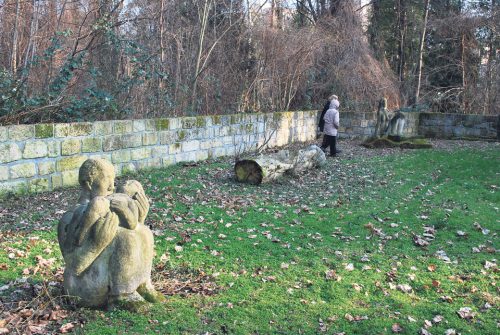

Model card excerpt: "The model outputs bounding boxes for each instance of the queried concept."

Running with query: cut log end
[235,160,264,185]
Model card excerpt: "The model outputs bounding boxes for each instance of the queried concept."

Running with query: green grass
[1,147,498,334]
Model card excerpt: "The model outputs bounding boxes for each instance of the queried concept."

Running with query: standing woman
[321,96,340,157]
[318,94,336,147]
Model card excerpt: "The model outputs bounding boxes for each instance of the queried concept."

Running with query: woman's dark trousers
[321,135,337,156]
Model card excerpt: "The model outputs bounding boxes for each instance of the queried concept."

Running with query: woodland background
[0,0,498,125]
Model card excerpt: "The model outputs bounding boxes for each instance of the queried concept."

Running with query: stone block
[145,119,157,131]
[137,158,162,170]
[0,143,22,163]
[121,134,142,148]
[222,136,234,145]
[196,150,209,161]
[168,118,181,130]
[29,178,50,193]
[162,156,175,166]
[182,117,197,129]
[182,140,200,152]
[169,143,182,155]
[103,135,123,151]
[35,124,54,138]
[131,147,151,161]
[111,150,131,163]
[57,155,87,172]
[88,154,112,162]
[47,141,60,157]
[142,133,158,146]
[62,170,79,187]
[61,139,81,156]
[122,163,137,174]
[82,138,102,153]
[133,120,146,132]
[156,118,170,131]
[0,166,8,181]
[8,124,34,141]
[152,146,168,158]
[208,148,226,158]
[0,127,7,142]
[10,162,36,179]
[195,116,207,128]
[51,175,63,189]
[55,123,93,137]
[200,140,212,150]
[114,120,133,134]
[0,180,27,195]
[94,121,114,136]
[23,141,48,159]
[38,161,56,175]
[159,131,175,145]
[176,151,197,162]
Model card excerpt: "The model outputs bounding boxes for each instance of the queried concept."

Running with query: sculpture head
[79,159,116,198]
[378,97,387,110]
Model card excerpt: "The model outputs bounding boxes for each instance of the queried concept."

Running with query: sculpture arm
[75,197,110,246]
[134,191,150,225]
[110,196,139,230]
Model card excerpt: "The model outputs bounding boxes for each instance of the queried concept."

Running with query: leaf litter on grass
[0,139,499,334]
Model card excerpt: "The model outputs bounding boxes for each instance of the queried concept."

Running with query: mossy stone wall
[0,111,316,196]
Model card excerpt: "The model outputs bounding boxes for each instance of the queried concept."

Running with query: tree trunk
[10,0,21,75]
[159,0,165,90]
[234,145,326,184]
[235,158,294,184]
[414,0,430,104]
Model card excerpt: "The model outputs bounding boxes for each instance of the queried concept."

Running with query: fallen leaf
[414,236,429,247]
[352,283,363,291]
[484,261,497,270]
[420,328,432,335]
[396,284,413,293]
[391,323,403,333]
[432,315,443,323]
[427,264,436,272]
[345,263,354,271]
[59,323,74,333]
[457,307,475,320]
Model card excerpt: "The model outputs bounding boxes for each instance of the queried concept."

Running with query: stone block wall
[0,111,318,195]
[1,109,497,196]
[337,111,420,138]
[418,113,499,139]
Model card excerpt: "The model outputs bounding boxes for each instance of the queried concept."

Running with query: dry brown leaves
[152,265,220,297]
[0,278,82,335]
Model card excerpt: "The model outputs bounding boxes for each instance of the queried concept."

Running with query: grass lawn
[0,140,498,334]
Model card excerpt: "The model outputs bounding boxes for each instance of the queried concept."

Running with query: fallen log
[234,145,326,185]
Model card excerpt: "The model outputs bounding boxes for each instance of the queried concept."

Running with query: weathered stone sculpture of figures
[385,109,406,142]
[373,97,406,141]
[374,97,389,138]
[57,158,165,311]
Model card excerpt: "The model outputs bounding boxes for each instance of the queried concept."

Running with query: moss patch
[35,124,54,138]
[362,137,433,149]
[156,119,170,131]
[196,116,206,128]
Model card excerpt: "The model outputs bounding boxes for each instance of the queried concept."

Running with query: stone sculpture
[385,109,406,142]
[57,158,165,311]
[374,97,389,138]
